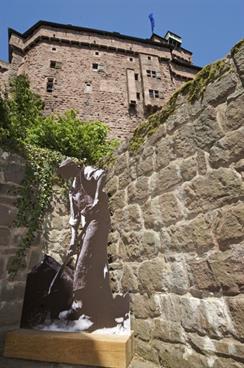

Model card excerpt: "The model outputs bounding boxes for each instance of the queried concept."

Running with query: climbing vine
[0,74,118,277]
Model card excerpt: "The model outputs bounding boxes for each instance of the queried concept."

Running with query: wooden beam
[4,329,134,368]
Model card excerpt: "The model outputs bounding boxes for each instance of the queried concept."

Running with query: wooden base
[4,329,134,368]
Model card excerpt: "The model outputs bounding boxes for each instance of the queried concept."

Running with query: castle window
[146,69,158,78]
[95,51,100,56]
[136,92,140,100]
[135,73,139,81]
[149,89,159,98]
[46,78,54,93]
[148,56,152,60]
[129,57,134,62]
[84,82,92,93]
[52,47,56,51]
[50,60,62,69]
[92,63,99,70]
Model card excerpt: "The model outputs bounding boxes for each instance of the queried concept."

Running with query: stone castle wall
[106,42,244,367]
[3,21,200,139]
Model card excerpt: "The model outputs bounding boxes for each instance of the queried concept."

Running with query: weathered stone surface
[203,70,237,106]
[138,258,169,292]
[193,107,224,150]
[3,163,25,184]
[155,136,175,170]
[132,318,154,341]
[0,204,17,226]
[183,168,243,214]
[137,146,155,176]
[189,333,244,361]
[233,42,244,82]
[189,259,220,292]
[168,214,214,253]
[121,264,139,292]
[172,123,196,158]
[153,340,209,368]
[114,152,129,175]
[0,301,23,326]
[213,203,244,249]
[227,295,244,340]
[124,205,144,232]
[0,280,25,301]
[106,175,118,196]
[180,156,197,181]
[109,189,127,211]
[153,319,185,343]
[153,163,182,195]
[130,294,160,319]
[156,192,183,226]
[135,338,159,364]
[129,359,158,368]
[225,92,244,131]
[128,177,149,203]
[159,294,234,338]
[0,227,10,246]
[209,127,244,168]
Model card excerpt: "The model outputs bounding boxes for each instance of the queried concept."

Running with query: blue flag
[148,13,155,34]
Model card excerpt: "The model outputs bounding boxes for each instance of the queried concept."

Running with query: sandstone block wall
[5,21,200,139]
[106,42,244,367]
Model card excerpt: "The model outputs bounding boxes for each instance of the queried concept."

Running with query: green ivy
[0,74,119,277]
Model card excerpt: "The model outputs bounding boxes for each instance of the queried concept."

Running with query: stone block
[203,70,237,106]
[0,281,25,301]
[134,338,159,364]
[0,227,10,246]
[132,318,154,342]
[138,258,170,293]
[124,205,143,232]
[0,301,23,326]
[128,177,149,204]
[196,149,208,174]
[225,92,244,131]
[153,163,182,195]
[227,296,244,340]
[137,152,155,176]
[193,107,224,151]
[183,168,243,215]
[189,259,220,292]
[121,264,139,292]
[110,190,127,211]
[106,175,119,196]
[155,136,175,170]
[209,127,244,168]
[180,156,197,181]
[0,204,17,226]
[156,192,183,226]
[153,340,208,368]
[129,359,158,368]
[172,123,197,158]
[213,203,244,249]
[189,334,244,361]
[130,294,160,319]
[114,152,129,175]
[3,164,26,184]
[152,319,185,343]
[168,214,214,253]
[232,41,244,82]
[121,231,142,261]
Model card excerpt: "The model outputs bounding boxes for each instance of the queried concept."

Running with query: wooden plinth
[4,329,134,368]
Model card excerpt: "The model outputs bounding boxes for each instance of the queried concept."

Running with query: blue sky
[0,0,243,67]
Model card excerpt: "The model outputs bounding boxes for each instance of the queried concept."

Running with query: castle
[0,21,201,138]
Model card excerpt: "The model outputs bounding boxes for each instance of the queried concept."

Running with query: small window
[152,71,156,78]
[50,60,62,69]
[135,73,139,81]
[92,63,99,70]
[46,78,54,93]
[146,70,151,77]
[95,51,100,56]
[52,47,56,51]
[148,56,152,60]
[129,57,134,62]
[149,89,159,98]
[136,92,140,100]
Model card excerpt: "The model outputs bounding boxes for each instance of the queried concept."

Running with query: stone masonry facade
[1,21,200,139]
[106,42,244,367]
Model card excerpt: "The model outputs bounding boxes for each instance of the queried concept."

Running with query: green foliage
[0,74,118,277]
[25,110,118,164]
